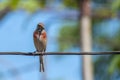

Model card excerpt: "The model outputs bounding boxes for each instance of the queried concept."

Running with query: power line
[0,51,120,55]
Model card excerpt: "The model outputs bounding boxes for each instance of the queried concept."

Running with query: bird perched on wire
[33,23,47,72]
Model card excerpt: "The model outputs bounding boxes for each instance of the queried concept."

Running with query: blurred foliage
[19,0,40,12]
[0,0,47,11]
[94,28,120,79]
[94,55,120,80]
[58,0,120,51]
[0,0,47,19]
[111,0,120,12]
[92,21,120,80]
[63,0,79,9]
[58,22,79,51]
[108,55,120,74]
[36,0,46,8]
[0,1,8,10]
[9,0,20,10]
[58,0,120,80]
[92,0,110,4]
[95,28,120,50]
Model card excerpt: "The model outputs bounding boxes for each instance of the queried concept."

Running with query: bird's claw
[33,51,38,56]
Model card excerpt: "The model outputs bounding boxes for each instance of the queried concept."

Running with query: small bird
[33,23,47,72]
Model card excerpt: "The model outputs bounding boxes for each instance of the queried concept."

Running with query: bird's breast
[41,30,47,39]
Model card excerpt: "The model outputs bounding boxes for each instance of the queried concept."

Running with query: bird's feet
[33,50,39,56]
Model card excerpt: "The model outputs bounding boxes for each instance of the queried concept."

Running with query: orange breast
[41,32,47,39]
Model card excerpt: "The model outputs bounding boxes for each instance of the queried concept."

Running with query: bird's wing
[33,35,39,51]
[33,31,41,52]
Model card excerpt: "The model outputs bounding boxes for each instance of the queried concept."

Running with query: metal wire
[0,51,120,56]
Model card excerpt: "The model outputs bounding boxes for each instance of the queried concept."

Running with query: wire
[0,51,120,55]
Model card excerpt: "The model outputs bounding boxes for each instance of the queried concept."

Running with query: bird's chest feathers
[34,31,46,40]
[41,32,47,39]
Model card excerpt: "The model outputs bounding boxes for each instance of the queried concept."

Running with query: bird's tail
[40,55,44,72]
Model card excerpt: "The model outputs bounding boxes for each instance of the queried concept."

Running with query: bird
[33,23,47,72]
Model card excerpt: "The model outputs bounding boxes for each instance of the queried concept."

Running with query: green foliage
[58,22,79,51]
[37,0,46,8]
[0,0,47,13]
[63,0,79,9]
[0,1,8,10]
[93,27,120,79]
[94,55,120,80]
[108,55,120,74]
[111,0,120,12]
[19,0,40,12]
[9,0,20,10]
[94,8,116,18]
[95,28,120,51]
[94,55,118,80]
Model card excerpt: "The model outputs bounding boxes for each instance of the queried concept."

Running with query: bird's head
[36,23,44,32]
